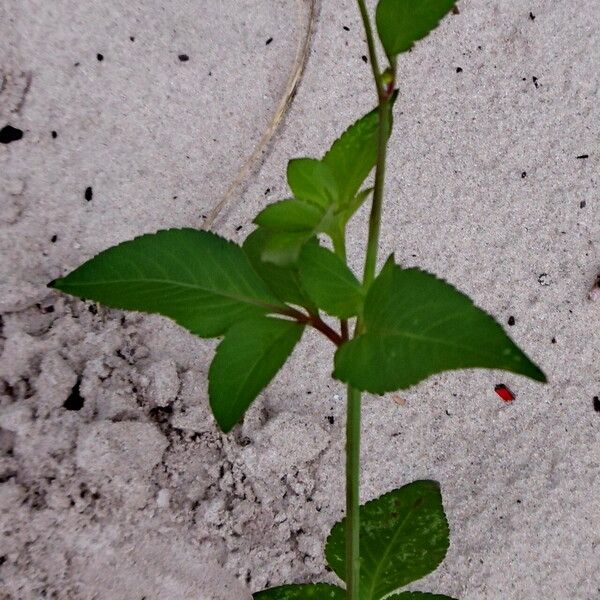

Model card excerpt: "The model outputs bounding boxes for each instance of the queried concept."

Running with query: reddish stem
[280,306,343,346]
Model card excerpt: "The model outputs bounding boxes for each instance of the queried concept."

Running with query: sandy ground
[1,0,599,598]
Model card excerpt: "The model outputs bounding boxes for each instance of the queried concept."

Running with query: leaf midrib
[365,328,512,363]
[58,277,282,311]
[366,501,420,600]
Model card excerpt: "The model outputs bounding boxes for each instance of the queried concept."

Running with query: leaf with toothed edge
[376,0,457,59]
[287,158,340,209]
[322,94,396,207]
[325,481,450,600]
[253,584,346,599]
[49,229,284,338]
[333,256,547,394]
[254,198,325,232]
[208,316,304,432]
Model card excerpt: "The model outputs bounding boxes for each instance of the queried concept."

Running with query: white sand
[1,0,599,598]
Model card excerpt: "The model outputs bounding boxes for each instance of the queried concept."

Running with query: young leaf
[260,230,315,267]
[49,229,284,338]
[209,317,304,432]
[322,96,395,206]
[337,187,373,226]
[334,257,547,394]
[376,0,456,58]
[386,593,458,600]
[324,481,450,600]
[243,228,316,310]
[287,158,339,208]
[253,584,345,599]
[254,199,325,232]
[298,243,364,319]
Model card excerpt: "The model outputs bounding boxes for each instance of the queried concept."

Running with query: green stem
[332,230,350,342]
[355,0,384,100]
[346,4,393,599]
[362,99,390,287]
[346,384,362,599]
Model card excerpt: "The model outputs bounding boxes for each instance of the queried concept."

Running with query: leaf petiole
[278,305,344,346]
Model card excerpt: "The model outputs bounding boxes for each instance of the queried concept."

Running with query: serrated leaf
[325,481,450,600]
[387,593,458,600]
[287,158,339,208]
[50,229,283,338]
[209,317,304,432]
[322,97,395,206]
[376,0,456,58]
[334,257,547,394]
[253,584,345,599]
[243,228,316,310]
[298,243,364,318]
[254,199,325,232]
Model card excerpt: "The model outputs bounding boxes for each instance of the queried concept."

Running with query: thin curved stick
[203,0,317,229]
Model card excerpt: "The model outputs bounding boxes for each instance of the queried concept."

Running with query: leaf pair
[49,229,305,433]
[253,97,395,268]
[255,481,457,600]
[244,231,364,319]
[50,230,545,434]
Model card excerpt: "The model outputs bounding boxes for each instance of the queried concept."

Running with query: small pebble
[157,489,171,508]
[538,273,550,286]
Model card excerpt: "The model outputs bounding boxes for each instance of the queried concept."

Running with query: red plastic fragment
[495,384,515,402]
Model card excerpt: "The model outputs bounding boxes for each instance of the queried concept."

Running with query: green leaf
[261,230,315,267]
[253,584,345,599]
[298,243,364,318]
[333,258,547,394]
[243,228,316,310]
[337,187,373,226]
[287,158,339,208]
[387,593,458,600]
[254,199,325,232]
[325,481,450,600]
[50,229,283,338]
[376,0,456,58]
[209,317,304,432]
[322,97,395,206]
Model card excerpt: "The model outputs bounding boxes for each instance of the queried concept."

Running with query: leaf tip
[532,366,548,384]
